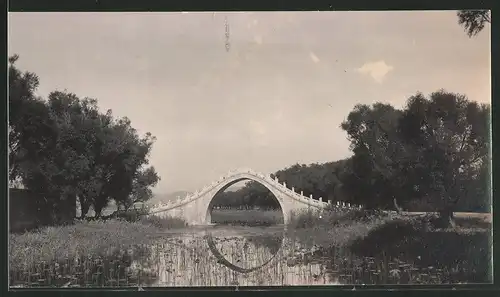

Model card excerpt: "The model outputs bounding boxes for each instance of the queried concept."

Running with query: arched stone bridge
[148,168,360,225]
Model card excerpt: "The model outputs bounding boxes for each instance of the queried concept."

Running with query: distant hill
[147,191,193,206]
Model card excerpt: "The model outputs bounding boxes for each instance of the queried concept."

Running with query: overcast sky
[8,11,490,193]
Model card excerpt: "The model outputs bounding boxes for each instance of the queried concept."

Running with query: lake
[10,224,483,287]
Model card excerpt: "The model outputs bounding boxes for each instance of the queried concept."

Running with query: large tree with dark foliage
[340,103,420,211]
[341,90,490,225]
[8,55,160,220]
[8,55,62,222]
[398,91,489,225]
[212,90,489,222]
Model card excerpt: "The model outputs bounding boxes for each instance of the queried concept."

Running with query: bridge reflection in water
[130,228,339,287]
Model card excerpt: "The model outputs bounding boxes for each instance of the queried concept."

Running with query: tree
[8,55,55,184]
[340,91,489,223]
[272,161,346,202]
[399,90,490,225]
[40,91,106,219]
[46,91,161,218]
[8,56,161,220]
[239,181,280,209]
[95,117,160,216]
[8,56,62,224]
[340,103,418,210]
[457,10,490,37]
[117,167,161,211]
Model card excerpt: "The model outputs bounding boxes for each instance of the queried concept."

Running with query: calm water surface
[133,226,339,286]
[11,225,479,287]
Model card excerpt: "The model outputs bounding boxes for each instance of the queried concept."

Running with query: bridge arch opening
[206,178,285,226]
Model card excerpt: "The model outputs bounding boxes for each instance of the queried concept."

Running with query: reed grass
[9,216,187,273]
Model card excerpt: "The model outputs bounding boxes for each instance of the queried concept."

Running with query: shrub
[139,215,187,229]
[110,207,150,223]
[287,208,387,230]
[348,214,492,283]
[288,209,324,229]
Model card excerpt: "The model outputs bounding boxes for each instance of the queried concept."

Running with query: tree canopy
[9,54,489,226]
[8,56,160,220]
[212,182,280,209]
[339,90,490,223]
[211,160,349,209]
[457,10,490,37]
[398,91,490,221]
[212,90,490,226]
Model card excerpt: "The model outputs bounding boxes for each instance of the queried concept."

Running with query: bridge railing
[149,168,363,213]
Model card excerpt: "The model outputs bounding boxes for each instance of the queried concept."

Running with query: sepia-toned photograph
[8,10,492,288]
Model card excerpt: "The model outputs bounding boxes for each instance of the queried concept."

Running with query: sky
[8,11,491,193]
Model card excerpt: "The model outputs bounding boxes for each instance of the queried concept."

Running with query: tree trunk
[77,195,91,219]
[92,194,109,219]
[37,196,54,227]
[393,197,402,213]
[80,202,90,219]
[438,208,456,228]
[94,206,103,218]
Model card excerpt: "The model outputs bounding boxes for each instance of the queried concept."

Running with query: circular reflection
[205,228,285,273]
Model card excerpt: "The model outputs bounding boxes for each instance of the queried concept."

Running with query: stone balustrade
[148,169,363,221]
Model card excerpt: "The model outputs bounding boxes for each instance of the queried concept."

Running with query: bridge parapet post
[283,182,287,188]
[291,186,295,192]
[309,194,313,200]
[319,197,323,202]
[300,191,304,197]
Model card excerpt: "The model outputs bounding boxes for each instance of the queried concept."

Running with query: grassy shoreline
[9,209,492,284]
[286,208,491,247]
[9,216,186,272]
